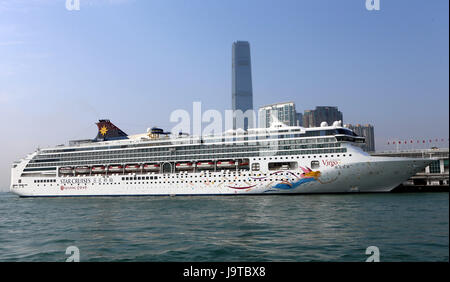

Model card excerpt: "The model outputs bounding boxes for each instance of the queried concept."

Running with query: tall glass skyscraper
[232,41,254,130]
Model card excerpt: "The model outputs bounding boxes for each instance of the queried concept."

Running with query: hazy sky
[0,0,448,190]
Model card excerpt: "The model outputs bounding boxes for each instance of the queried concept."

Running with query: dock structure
[371,148,449,192]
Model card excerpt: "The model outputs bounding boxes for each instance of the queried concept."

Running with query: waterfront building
[372,148,449,188]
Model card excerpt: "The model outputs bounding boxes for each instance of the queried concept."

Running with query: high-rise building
[232,41,253,130]
[345,123,375,152]
[258,102,300,128]
[302,106,343,128]
[296,112,303,127]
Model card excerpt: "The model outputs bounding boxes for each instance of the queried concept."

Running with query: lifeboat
[59,167,73,174]
[108,165,123,173]
[143,163,160,171]
[92,165,106,173]
[238,161,249,168]
[217,160,236,169]
[196,161,214,170]
[176,162,194,170]
[125,164,141,172]
[75,166,90,174]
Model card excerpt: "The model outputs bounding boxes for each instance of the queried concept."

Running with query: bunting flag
[386,138,449,145]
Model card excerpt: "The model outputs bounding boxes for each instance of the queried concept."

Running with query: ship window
[311,160,320,169]
[429,160,441,173]
[251,163,260,171]
[269,162,297,171]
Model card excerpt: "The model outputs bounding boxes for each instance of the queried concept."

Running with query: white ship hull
[10,156,431,197]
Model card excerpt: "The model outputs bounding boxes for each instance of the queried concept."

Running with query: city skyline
[0,0,448,190]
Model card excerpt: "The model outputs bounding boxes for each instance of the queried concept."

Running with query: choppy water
[0,192,448,262]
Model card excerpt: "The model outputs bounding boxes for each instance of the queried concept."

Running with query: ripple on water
[0,192,448,262]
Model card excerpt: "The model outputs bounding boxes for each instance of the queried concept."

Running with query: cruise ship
[10,119,432,197]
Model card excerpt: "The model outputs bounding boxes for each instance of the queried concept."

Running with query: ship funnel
[95,119,128,141]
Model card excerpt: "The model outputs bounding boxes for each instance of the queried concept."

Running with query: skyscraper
[296,112,303,127]
[258,102,300,128]
[345,123,376,152]
[303,106,343,128]
[232,41,253,130]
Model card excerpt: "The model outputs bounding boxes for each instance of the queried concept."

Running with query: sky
[0,0,448,190]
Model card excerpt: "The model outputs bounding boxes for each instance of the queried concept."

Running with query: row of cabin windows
[122,176,158,181]
[34,179,56,183]
[254,153,351,161]
[34,143,340,163]
[27,148,347,168]
[36,138,339,160]
[26,152,352,173]
[252,154,352,171]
